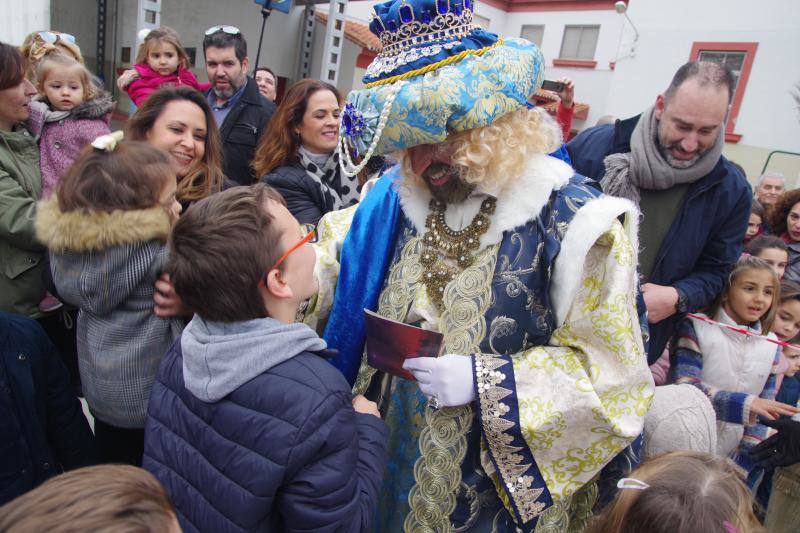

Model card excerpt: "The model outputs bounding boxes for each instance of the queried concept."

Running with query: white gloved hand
[402,354,475,407]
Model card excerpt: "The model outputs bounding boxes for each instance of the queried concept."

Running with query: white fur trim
[551,195,640,327]
[397,154,574,247]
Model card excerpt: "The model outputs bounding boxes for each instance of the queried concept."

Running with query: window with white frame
[520,25,544,47]
[559,25,600,60]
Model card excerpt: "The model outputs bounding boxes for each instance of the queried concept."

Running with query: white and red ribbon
[687,313,798,350]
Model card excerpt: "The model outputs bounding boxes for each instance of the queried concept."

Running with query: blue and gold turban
[338,0,545,175]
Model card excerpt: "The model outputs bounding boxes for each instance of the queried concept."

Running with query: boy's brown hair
[57,140,173,213]
[0,465,177,532]
[587,451,763,533]
[169,184,286,322]
[136,26,191,70]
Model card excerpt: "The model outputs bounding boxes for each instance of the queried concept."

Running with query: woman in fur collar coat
[35,139,183,465]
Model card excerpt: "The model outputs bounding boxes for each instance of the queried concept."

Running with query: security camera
[614,1,627,14]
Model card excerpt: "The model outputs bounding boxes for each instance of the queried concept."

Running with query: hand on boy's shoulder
[352,395,381,418]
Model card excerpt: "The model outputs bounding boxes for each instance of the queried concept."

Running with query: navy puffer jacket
[142,340,388,532]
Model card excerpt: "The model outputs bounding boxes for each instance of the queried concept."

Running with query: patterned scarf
[297,146,360,211]
[601,105,725,205]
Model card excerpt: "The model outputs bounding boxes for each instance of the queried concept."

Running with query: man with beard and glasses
[303,1,653,531]
[202,26,275,185]
[568,61,751,365]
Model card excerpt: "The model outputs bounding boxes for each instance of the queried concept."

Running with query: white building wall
[0,0,50,46]
[502,9,624,128]
[159,1,305,83]
[339,2,624,127]
[605,0,800,180]
[310,22,361,95]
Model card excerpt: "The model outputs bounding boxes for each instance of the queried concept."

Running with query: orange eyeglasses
[266,223,318,276]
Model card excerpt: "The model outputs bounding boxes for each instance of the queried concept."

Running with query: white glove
[402,354,475,408]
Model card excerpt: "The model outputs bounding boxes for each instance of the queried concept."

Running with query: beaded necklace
[420,196,496,306]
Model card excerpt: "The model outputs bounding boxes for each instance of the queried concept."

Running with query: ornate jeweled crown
[372,0,475,54]
[366,0,478,79]
[337,0,543,177]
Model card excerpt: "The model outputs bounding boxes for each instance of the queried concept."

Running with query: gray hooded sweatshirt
[181,316,327,402]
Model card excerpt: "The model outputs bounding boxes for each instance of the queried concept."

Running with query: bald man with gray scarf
[568,61,752,364]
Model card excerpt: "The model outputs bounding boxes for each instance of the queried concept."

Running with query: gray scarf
[601,105,725,204]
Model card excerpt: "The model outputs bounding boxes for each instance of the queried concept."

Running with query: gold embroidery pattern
[504,221,651,520]
[545,430,630,495]
[353,233,423,395]
[475,353,547,523]
[519,398,567,453]
[404,245,498,532]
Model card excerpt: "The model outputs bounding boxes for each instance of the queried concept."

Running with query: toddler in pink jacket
[27,52,114,313]
[121,27,209,106]
[28,53,112,199]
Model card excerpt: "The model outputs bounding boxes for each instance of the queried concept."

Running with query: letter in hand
[352,394,381,418]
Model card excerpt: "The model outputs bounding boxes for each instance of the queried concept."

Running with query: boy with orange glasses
[141,184,388,531]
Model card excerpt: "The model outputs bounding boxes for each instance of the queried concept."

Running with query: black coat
[0,312,97,504]
[262,163,335,225]
[214,77,276,186]
[143,338,388,533]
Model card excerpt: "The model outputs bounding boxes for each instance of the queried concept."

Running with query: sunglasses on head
[204,25,241,36]
[38,31,77,45]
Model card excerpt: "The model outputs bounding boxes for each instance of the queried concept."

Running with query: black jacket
[0,312,97,504]
[567,115,751,362]
[214,77,276,186]
[262,162,337,225]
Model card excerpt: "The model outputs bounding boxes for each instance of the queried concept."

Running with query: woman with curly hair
[768,188,800,283]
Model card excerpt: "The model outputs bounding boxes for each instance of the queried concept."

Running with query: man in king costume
[305,1,655,530]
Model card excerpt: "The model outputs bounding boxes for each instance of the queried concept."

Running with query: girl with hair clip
[118,27,209,107]
[671,256,800,484]
[34,133,184,465]
[19,31,84,85]
[588,451,764,533]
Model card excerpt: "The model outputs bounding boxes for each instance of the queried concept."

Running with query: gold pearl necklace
[420,197,496,306]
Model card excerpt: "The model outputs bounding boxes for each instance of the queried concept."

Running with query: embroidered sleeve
[472,220,654,530]
[303,204,357,333]
[672,319,753,425]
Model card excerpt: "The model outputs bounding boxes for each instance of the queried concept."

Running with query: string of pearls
[337,80,406,177]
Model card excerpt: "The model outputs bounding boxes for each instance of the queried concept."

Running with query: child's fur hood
[35,196,170,253]
[69,91,115,120]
